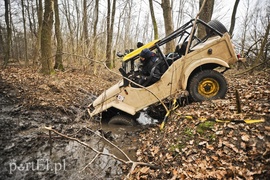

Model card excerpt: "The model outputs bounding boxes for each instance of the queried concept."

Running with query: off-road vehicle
[88,19,238,125]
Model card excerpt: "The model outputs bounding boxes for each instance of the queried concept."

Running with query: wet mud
[0,79,142,180]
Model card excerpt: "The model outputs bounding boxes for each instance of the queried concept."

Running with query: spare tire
[108,115,136,126]
[206,20,228,37]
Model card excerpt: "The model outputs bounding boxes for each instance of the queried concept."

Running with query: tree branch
[43,126,159,179]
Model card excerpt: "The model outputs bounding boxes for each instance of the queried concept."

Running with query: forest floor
[0,66,269,179]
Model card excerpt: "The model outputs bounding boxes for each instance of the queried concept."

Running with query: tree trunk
[0,25,4,54]
[149,0,158,40]
[26,0,34,34]
[161,0,174,53]
[229,0,240,35]
[135,2,142,42]
[110,0,116,68]
[54,0,64,71]
[40,0,54,75]
[83,0,90,48]
[21,0,29,66]
[240,0,250,58]
[115,6,125,51]
[93,0,99,75]
[197,0,214,39]
[106,0,111,68]
[106,0,116,68]
[33,0,43,67]
[254,19,270,65]
[3,0,11,67]
[63,0,75,65]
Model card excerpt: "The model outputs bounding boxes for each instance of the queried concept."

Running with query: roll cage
[120,19,227,85]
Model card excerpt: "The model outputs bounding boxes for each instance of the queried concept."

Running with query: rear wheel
[188,70,227,102]
[108,115,136,126]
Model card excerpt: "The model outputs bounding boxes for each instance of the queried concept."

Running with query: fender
[182,57,230,89]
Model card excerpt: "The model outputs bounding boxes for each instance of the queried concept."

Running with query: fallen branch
[43,126,159,179]
[235,62,264,75]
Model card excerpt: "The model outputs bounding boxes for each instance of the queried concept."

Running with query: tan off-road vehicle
[88,19,238,125]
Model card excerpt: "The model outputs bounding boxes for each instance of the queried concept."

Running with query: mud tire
[108,115,136,126]
[206,20,228,36]
[188,70,227,102]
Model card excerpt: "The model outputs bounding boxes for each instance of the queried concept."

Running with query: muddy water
[0,92,146,179]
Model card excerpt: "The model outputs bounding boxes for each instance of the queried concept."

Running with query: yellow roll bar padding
[122,39,159,61]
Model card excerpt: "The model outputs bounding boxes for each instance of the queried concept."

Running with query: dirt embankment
[0,67,270,179]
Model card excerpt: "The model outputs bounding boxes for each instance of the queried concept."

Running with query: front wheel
[108,115,136,126]
[188,70,228,102]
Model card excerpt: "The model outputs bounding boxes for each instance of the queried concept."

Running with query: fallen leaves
[241,134,250,142]
[132,70,270,179]
[0,67,118,112]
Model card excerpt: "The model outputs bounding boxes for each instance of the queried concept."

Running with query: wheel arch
[101,107,139,123]
[183,58,230,90]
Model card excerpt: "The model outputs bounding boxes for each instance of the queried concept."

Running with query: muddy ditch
[0,87,147,179]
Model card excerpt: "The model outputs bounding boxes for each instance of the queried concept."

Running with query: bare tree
[106,0,111,68]
[254,18,270,65]
[40,0,54,74]
[123,1,133,49]
[240,0,251,57]
[106,0,116,68]
[21,0,29,66]
[134,2,143,42]
[54,0,64,71]
[93,0,99,75]
[26,0,34,35]
[115,3,125,50]
[149,0,158,39]
[161,0,174,53]
[62,0,75,61]
[176,0,187,28]
[33,0,43,67]
[83,0,90,49]
[197,0,214,39]
[0,25,4,54]
[229,0,240,36]
[3,0,11,67]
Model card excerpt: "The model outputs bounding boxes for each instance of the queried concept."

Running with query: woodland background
[0,0,269,73]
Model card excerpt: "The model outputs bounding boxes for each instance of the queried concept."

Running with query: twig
[85,127,131,162]
[80,153,100,172]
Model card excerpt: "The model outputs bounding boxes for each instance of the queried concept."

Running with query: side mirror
[117,52,124,57]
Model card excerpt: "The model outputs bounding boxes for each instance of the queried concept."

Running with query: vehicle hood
[92,80,123,107]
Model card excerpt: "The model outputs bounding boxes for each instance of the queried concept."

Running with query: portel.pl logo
[9,159,66,174]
